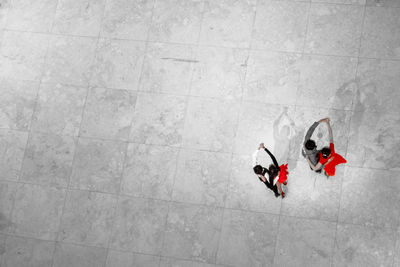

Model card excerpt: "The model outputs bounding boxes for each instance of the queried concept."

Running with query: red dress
[278,164,289,184]
[319,143,346,176]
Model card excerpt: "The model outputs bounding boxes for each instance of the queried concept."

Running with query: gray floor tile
[130,92,187,146]
[160,257,221,267]
[252,0,309,52]
[20,133,76,187]
[0,129,28,181]
[121,143,179,200]
[70,138,126,194]
[1,235,54,267]
[243,51,301,106]
[106,250,160,267]
[53,242,107,267]
[149,0,204,44]
[182,97,239,153]
[333,223,396,267]
[190,46,247,100]
[139,42,194,95]
[90,38,145,91]
[52,0,106,37]
[80,87,137,141]
[0,31,49,81]
[42,35,97,86]
[0,181,17,233]
[58,190,117,247]
[10,184,66,240]
[273,216,336,267]
[217,209,279,267]
[361,6,400,59]
[305,3,364,56]
[31,83,87,136]
[100,0,154,40]
[110,196,169,254]
[199,0,256,48]
[162,202,223,263]
[339,166,400,229]
[172,149,231,207]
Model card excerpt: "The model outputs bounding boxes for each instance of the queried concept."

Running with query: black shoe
[274,193,280,198]
[315,169,321,173]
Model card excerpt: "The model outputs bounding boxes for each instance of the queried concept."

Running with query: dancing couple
[252,117,347,198]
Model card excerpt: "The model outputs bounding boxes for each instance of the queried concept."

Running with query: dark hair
[321,147,331,158]
[269,164,278,178]
[305,139,316,150]
[253,165,263,175]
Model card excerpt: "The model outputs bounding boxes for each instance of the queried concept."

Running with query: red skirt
[324,153,347,176]
[278,164,289,183]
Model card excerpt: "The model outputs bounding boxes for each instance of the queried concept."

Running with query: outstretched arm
[326,120,333,143]
[304,121,320,145]
[263,147,279,169]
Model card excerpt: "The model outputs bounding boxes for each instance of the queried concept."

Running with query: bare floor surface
[0,0,399,266]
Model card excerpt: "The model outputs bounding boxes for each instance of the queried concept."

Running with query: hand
[259,143,265,149]
[318,118,330,123]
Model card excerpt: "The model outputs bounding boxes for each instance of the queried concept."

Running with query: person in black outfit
[252,143,281,198]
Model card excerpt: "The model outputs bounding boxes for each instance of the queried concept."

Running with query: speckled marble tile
[160,257,224,267]
[347,109,400,170]
[190,46,247,100]
[252,0,309,52]
[217,209,279,267]
[312,0,366,4]
[0,79,38,131]
[333,223,396,267]
[149,0,203,43]
[339,167,400,229]
[42,35,97,86]
[182,98,239,153]
[280,161,343,222]
[110,197,168,254]
[305,3,364,56]
[199,0,256,48]
[162,202,223,263]
[243,51,301,105]
[130,93,187,146]
[90,39,145,91]
[106,250,160,267]
[356,58,400,115]
[296,54,358,110]
[138,42,194,95]
[52,0,106,37]
[361,7,400,59]
[234,102,297,157]
[395,229,400,267]
[20,133,76,187]
[0,0,10,31]
[172,149,231,207]
[121,143,179,200]
[290,106,351,161]
[69,138,126,194]
[1,236,54,267]
[31,83,86,136]
[274,216,336,267]
[0,31,49,81]
[6,0,57,32]
[59,190,117,247]
[100,0,154,40]
[53,242,107,267]
[10,184,66,240]
[0,181,17,233]
[80,87,137,141]
[366,0,400,6]
[0,129,28,181]
[226,154,282,214]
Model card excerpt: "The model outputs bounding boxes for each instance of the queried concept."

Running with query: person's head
[253,165,263,175]
[305,139,316,151]
[269,164,279,178]
[321,147,331,159]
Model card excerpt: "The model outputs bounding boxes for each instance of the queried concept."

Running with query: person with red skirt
[307,118,346,177]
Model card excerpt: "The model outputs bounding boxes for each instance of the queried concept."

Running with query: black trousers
[263,181,280,196]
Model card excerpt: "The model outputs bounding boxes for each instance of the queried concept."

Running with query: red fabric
[278,164,289,183]
[319,143,347,176]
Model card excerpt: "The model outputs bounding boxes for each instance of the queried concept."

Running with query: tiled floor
[0,0,399,266]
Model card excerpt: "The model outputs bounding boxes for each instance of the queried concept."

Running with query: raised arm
[264,147,279,169]
[327,120,333,143]
[304,121,319,145]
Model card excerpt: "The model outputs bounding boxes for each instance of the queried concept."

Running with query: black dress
[259,148,281,197]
